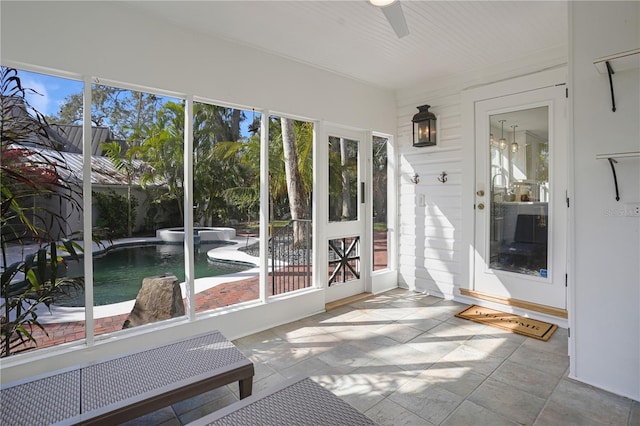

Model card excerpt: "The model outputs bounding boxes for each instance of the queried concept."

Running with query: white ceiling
[126,1,568,91]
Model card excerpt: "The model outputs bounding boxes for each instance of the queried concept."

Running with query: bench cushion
[1,331,253,426]
[187,377,377,426]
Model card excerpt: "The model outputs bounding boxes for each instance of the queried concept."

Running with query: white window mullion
[184,96,195,319]
[259,111,269,303]
[83,77,94,344]
[387,135,398,271]
[312,120,324,290]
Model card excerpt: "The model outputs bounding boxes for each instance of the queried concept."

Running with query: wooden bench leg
[239,377,253,399]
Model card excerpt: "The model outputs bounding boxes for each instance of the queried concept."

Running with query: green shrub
[93,190,137,238]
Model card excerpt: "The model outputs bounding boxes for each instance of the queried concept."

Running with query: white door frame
[473,87,567,308]
[460,67,569,320]
[321,124,369,303]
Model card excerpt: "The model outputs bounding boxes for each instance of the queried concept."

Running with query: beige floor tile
[490,359,561,399]
[368,342,437,373]
[534,399,609,426]
[418,363,486,398]
[311,374,386,413]
[374,322,425,343]
[442,400,519,426]
[439,344,506,376]
[463,333,524,359]
[279,354,353,378]
[348,364,420,396]
[149,289,633,426]
[400,316,442,332]
[424,321,477,341]
[406,333,465,363]
[316,342,379,370]
[365,398,436,426]
[546,379,633,425]
[468,377,547,424]
[388,378,464,425]
[508,343,569,378]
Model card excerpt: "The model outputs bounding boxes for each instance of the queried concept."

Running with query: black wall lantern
[412,104,437,147]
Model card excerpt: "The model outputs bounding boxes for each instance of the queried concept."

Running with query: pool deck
[4,231,388,354]
[4,235,261,325]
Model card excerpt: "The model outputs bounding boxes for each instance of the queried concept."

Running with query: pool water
[55,243,251,307]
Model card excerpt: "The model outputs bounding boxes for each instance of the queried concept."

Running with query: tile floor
[123,288,640,425]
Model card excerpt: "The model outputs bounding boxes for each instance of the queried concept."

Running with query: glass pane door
[473,83,567,310]
[489,107,549,277]
[328,136,359,223]
[325,128,366,302]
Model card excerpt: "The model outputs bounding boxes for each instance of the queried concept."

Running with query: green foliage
[1,241,83,356]
[50,85,161,141]
[93,190,138,238]
[1,67,88,357]
[135,101,185,214]
[372,136,388,223]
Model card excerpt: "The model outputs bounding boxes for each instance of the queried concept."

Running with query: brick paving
[10,232,388,354]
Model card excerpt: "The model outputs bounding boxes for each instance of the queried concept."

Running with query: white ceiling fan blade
[380,1,409,39]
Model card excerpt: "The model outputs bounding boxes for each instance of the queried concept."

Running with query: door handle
[476,190,485,197]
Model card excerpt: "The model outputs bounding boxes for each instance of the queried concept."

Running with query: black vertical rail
[271,227,276,295]
[270,220,312,295]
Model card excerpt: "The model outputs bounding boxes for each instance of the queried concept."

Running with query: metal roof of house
[10,144,164,187]
[50,124,119,156]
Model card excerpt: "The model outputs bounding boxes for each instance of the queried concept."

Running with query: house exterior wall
[394,54,567,300]
[395,1,639,402]
[569,1,640,401]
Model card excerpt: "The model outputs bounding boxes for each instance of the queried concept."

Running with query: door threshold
[459,289,568,319]
[325,293,373,311]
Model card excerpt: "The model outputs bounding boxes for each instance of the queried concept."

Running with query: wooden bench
[0,331,254,425]
[187,376,377,426]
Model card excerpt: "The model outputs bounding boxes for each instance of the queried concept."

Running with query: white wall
[569,1,640,401]
[395,48,568,300]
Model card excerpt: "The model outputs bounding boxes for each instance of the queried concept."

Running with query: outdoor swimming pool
[54,243,252,307]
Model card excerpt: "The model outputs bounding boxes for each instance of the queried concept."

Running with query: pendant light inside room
[510,124,519,153]
[498,120,507,150]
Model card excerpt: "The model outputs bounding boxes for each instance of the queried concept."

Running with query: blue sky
[18,69,83,118]
[17,68,257,138]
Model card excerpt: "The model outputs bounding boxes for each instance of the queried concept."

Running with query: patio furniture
[0,331,254,426]
[186,376,377,426]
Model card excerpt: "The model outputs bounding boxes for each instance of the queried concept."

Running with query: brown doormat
[455,305,558,341]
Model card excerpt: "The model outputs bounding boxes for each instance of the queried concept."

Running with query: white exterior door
[473,84,567,309]
[324,126,368,303]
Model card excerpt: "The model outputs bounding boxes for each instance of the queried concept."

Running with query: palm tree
[135,101,185,218]
[193,102,251,225]
[280,117,309,244]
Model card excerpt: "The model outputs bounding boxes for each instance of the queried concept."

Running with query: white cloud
[21,77,52,116]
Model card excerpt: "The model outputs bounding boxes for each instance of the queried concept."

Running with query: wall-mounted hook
[410,173,420,184]
[438,171,448,183]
